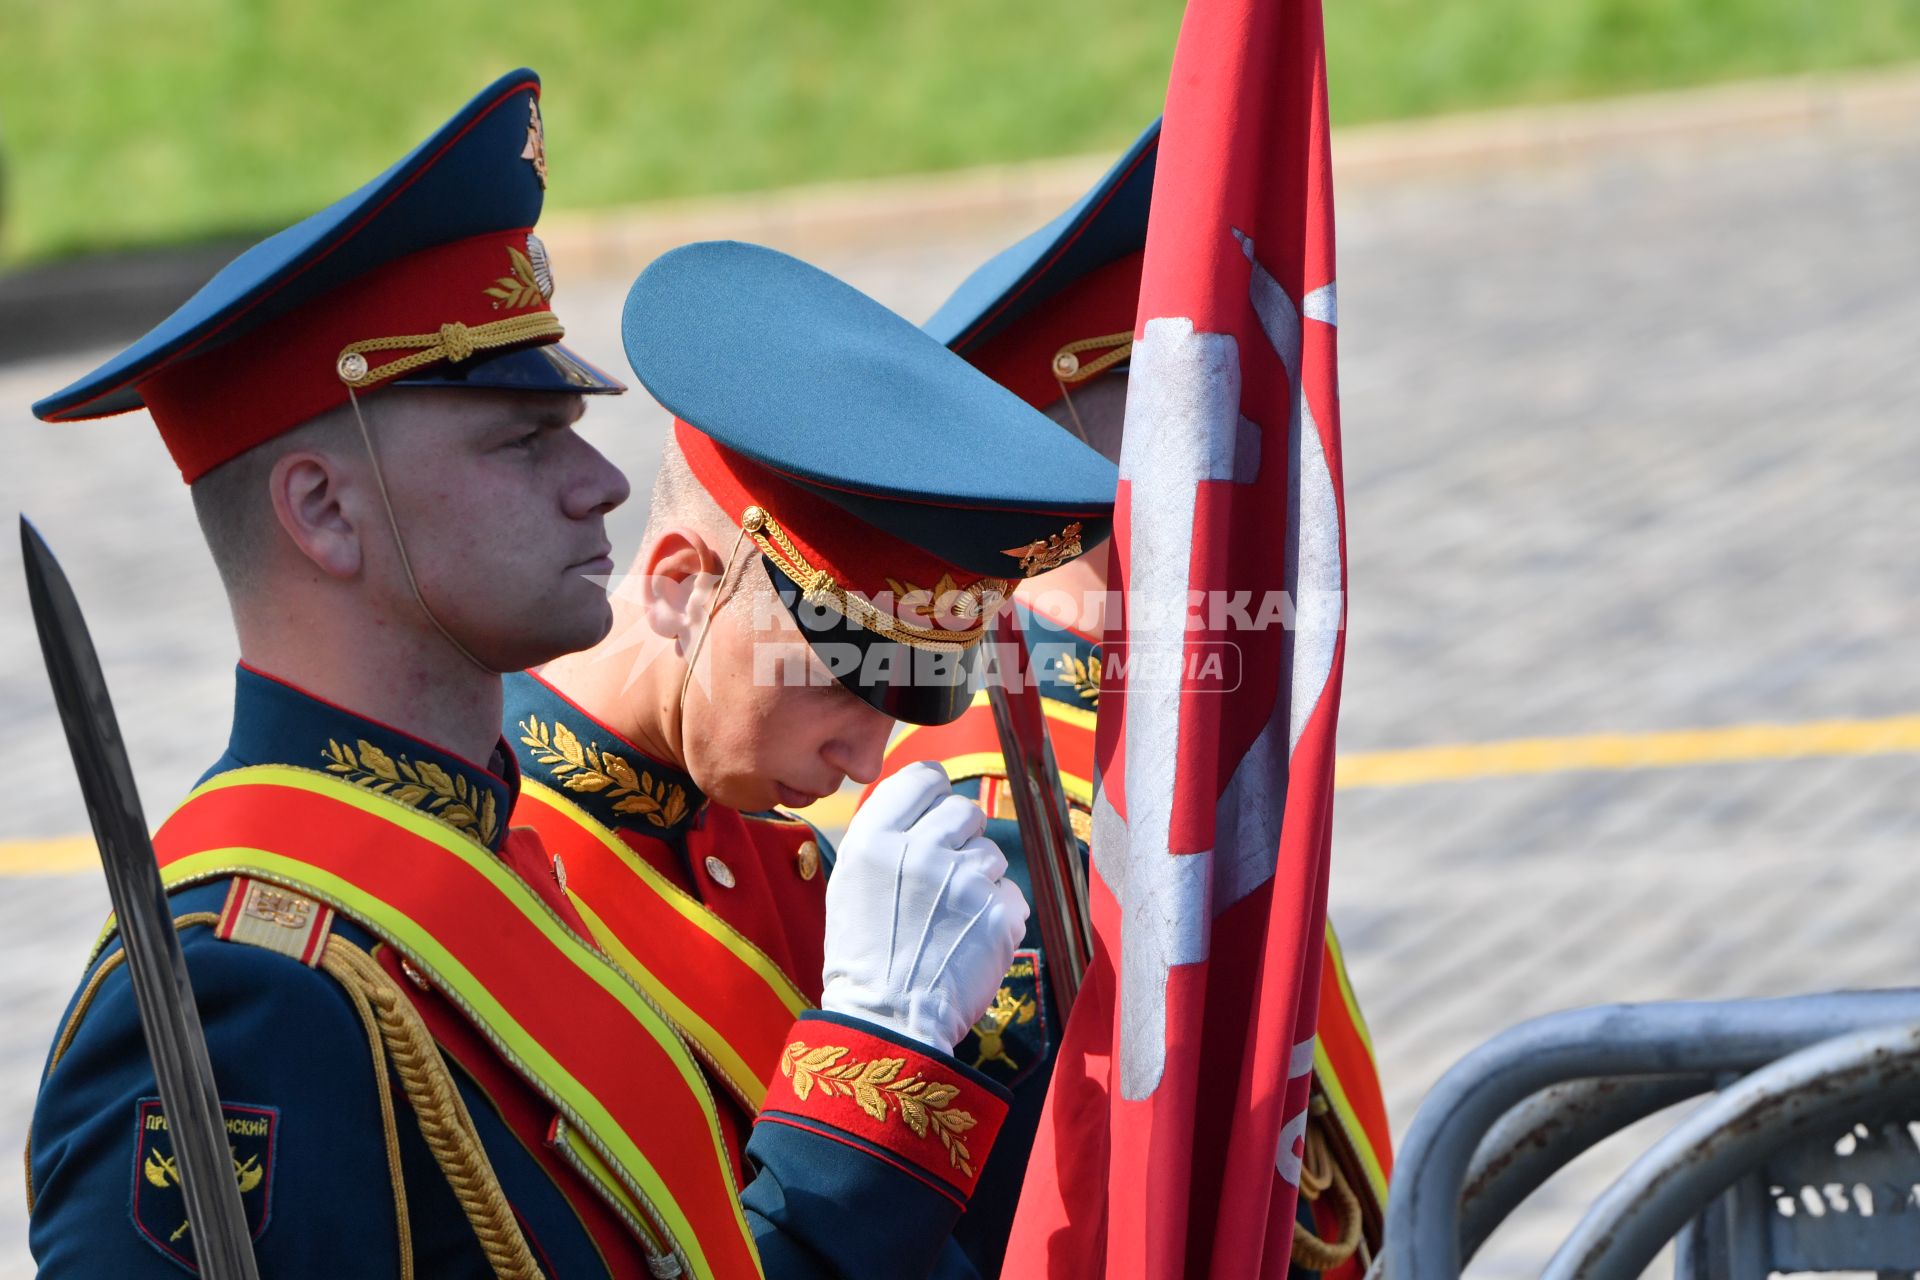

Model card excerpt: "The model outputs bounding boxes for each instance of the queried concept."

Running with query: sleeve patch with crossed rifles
[131,1098,277,1267]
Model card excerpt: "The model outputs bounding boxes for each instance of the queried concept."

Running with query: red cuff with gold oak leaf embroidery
[756,1012,1012,1207]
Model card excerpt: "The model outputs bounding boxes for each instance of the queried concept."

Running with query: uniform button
[704,855,736,889]
[551,852,568,892]
[795,840,820,881]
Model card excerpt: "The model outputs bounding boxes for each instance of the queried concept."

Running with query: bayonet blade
[21,518,260,1280]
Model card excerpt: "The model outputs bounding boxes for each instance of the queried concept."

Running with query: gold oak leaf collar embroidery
[779,1041,980,1177]
[518,715,692,830]
[321,738,500,846]
[1056,652,1102,705]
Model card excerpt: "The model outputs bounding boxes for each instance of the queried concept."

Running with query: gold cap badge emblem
[485,237,553,310]
[521,98,547,188]
[525,233,555,300]
[1003,522,1084,577]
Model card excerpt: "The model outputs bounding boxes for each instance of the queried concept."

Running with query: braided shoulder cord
[321,938,541,1279]
[324,943,414,1277]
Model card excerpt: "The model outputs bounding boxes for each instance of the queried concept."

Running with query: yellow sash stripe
[570,897,768,1111]
[1037,696,1098,736]
[1322,921,1377,1058]
[1314,923,1389,1208]
[1310,1039,1390,1212]
[523,779,809,1018]
[163,766,760,1280]
[890,690,1099,807]
[550,1119,673,1257]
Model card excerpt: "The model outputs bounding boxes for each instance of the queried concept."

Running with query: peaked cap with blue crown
[623,241,1118,726]
[925,118,1159,412]
[33,69,622,482]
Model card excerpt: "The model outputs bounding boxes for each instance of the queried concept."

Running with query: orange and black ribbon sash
[147,765,765,1280]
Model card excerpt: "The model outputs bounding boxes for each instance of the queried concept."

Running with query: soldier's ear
[268,450,362,581]
[638,526,719,651]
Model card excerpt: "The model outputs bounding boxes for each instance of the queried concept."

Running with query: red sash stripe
[374,945,658,1279]
[868,694,1097,806]
[1313,929,1394,1204]
[515,781,809,1114]
[150,768,762,1280]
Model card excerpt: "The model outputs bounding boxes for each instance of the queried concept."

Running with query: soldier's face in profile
[678,581,893,813]
[370,388,630,670]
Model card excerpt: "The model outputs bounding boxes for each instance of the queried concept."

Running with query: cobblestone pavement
[2,111,1917,1276]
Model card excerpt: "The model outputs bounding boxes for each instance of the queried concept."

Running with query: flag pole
[985,607,1094,1015]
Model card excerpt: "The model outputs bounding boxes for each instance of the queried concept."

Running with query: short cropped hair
[643,436,772,612]
[188,403,356,599]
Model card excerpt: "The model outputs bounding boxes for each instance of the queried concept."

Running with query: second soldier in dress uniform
[26,72,1033,1278]
[502,240,1123,1278]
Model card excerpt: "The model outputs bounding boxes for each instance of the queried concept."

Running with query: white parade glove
[821,762,1031,1054]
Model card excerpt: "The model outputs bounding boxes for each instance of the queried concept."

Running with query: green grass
[2,0,1917,263]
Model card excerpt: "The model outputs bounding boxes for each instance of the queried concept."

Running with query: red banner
[1004,0,1346,1273]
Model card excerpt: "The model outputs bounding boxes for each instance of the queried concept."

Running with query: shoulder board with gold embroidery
[214,877,335,967]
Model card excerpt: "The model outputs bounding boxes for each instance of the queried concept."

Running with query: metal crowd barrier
[1370,992,1920,1279]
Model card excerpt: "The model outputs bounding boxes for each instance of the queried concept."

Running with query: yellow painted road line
[793,711,1920,827]
[7,713,1916,876]
[0,836,98,876]
[1335,713,1920,789]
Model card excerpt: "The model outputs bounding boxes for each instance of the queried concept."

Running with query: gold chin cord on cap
[342,382,499,676]
[1051,330,1134,446]
[674,520,752,747]
[741,504,1006,652]
[334,314,561,388]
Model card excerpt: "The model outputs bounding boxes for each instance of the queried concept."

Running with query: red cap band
[676,419,1003,613]
[964,250,1142,410]
[142,229,556,482]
